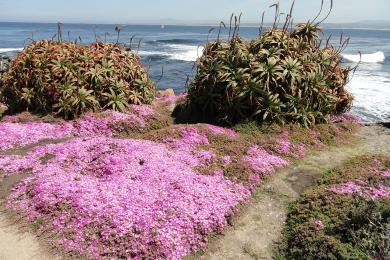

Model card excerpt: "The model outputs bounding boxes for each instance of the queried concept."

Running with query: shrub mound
[278,155,390,259]
[0,40,155,118]
[180,23,353,126]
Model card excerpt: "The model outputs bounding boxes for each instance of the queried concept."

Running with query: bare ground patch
[0,138,73,260]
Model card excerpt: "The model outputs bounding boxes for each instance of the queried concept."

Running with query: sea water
[0,22,389,123]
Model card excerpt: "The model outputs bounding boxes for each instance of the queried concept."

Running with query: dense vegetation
[177,22,353,127]
[0,100,361,258]
[0,40,155,118]
[277,155,390,259]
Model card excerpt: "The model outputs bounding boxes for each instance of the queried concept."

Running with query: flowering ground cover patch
[5,137,250,258]
[0,100,363,259]
[0,105,158,152]
[0,120,74,151]
[277,155,390,259]
[73,105,154,137]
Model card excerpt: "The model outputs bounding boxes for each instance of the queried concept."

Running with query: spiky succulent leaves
[103,88,129,111]
[0,40,155,118]
[185,22,353,127]
[292,23,321,44]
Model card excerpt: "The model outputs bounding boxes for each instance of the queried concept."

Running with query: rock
[157,89,177,112]
[0,103,8,117]
[158,88,175,97]
[0,56,11,75]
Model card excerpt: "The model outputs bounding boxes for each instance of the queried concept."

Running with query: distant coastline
[0,20,389,30]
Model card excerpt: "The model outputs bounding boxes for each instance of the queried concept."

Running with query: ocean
[0,22,389,123]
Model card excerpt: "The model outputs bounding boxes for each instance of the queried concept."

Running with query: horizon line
[0,19,390,26]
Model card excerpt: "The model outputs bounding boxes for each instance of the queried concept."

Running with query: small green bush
[179,23,353,127]
[0,40,155,118]
[277,155,390,259]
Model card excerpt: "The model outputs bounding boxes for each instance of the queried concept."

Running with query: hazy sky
[0,0,389,24]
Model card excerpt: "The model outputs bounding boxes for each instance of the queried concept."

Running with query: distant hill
[322,20,390,30]
[235,20,390,30]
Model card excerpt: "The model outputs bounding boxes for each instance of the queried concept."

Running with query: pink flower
[0,105,154,151]
[205,125,237,138]
[214,169,224,177]
[331,113,364,125]
[196,150,215,163]
[166,127,209,150]
[74,109,152,137]
[156,93,187,104]
[311,219,325,231]
[330,181,390,199]
[248,174,261,183]
[0,121,73,151]
[330,181,362,195]
[222,156,231,166]
[129,104,154,117]
[295,144,306,158]
[370,185,390,199]
[275,132,305,158]
[4,136,251,259]
[382,170,390,178]
[242,145,289,179]
[277,138,291,155]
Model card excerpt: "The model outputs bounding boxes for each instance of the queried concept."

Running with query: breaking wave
[347,72,390,123]
[139,44,204,62]
[342,51,385,63]
[148,39,203,45]
[0,48,23,53]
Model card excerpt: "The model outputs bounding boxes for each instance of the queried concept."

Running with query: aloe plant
[180,20,353,127]
[0,40,155,118]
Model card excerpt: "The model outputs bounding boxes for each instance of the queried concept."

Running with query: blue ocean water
[0,22,389,123]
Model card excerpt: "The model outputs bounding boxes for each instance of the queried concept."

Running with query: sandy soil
[0,140,67,260]
[197,125,390,260]
[0,212,60,260]
[0,125,389,260]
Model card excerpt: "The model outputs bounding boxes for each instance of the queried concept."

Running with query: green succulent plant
[0,40,155,118]
[179,22,353,127]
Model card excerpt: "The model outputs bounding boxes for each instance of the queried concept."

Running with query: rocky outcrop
[0,56,11,76]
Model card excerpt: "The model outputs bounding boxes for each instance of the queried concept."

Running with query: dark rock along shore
[0,56,11,76]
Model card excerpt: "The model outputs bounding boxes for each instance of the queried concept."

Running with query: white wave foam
[170,46,204,62]
[347,72,390,122]
[342,51,385,63]
[138,44,204,62]
[0,48,23,53]
[165,44,204,62]
[137,50,171,57]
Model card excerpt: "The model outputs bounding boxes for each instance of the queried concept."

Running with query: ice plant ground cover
[0,96,362,259]
[5,137,250,258]
[0,104,166,152]
[277,155,390,259]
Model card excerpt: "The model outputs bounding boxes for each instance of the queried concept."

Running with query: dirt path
[0,142,64,260]
[0,125,388,260]
[200,125,390,260]
[0,212,59,260]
